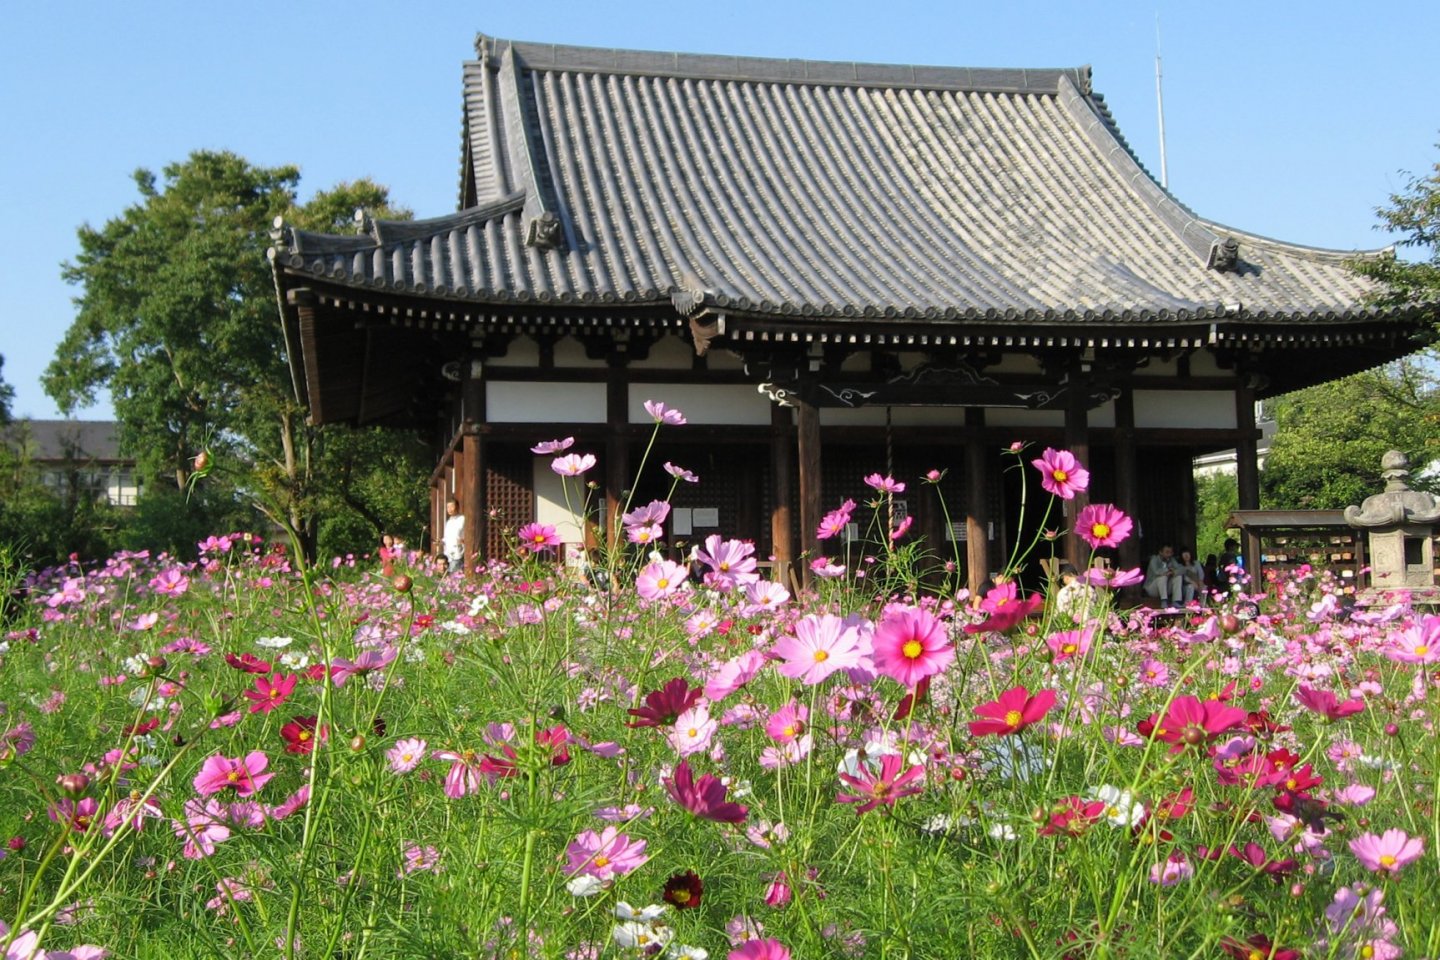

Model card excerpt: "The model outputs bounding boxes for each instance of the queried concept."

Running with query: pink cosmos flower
[564,826,649,880]
[174,798,232,859]
[643,399,687,425]
[1384,617,1440,663]
[968,686,1056,737]
[551,453,597,476]
[1046,627,1093,663]
[696,535,759,592]
[330,647,396,687]
[1294,685,1365,721]
[664,461,699,482]
[530,437,575,455]
[1147,696,1248,753]
[1084,566,1144,588]
[836,753,926,814]
[669,705,718,757]
[387,738,428,774]
[863,473,906,494]
[637,559,688,601]
[1148,852,1193,885]
[516,522,561,552]
[729,941,791,960]
[1074,503,1132,549]
[773,614,871,686]
[432,749,483,798]
[148,567,190,597]
[764,702,808,744]
[815,499,856,541]
[889,515,914,541]
[665,759,748,823]
[242,672,297,714]
[705,650,766,701]
[871,606,953,688]
[627,523,664,545]
[623,499,671,528]
[809,558,846,578]
[1031,447,1089,500]
[743,580,790,614]
[193,752,274,798]
[1349,829,1424,874]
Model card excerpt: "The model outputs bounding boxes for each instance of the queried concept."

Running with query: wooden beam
[1113,387,1140,575]
[769,402,794,586]
[965,407,990,595]
[460,431,484,575]
[1063,364,1091,570]
[1235,377,1260,511]
[605,371,628,550]
[796,395,822,587]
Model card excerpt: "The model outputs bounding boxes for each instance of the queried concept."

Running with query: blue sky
[3,1,1437,421]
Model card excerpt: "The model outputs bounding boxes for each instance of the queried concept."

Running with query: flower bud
[146,655,168,674]
[392,574,413,593]
[56,773,90,798]
[348,735,366,753]
[1384,723,1400,737]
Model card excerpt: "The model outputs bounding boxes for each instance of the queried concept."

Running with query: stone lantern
[1344,450,1440,599]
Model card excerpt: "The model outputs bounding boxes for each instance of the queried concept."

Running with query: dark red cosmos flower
[627,678,704,728]
[1229,842,1299,876]
[664,760,747,823]
[123,717,161,736]
[280,716,326,755]
[962,594,1044,635]
[1147,695,1248,753]
[1245,710,1290,738]
[1037,797,1107,837]
[224,652,272,675]
[1220,934,1301,960]
[892,676,931,721]
[480,725,571,780]
[1293,685,1365,721]
[662,870,703,909]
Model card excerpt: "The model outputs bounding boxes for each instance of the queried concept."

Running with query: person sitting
[1178,548,1206,605]
[1054,562,1095,623]
[1144,545,1183,605]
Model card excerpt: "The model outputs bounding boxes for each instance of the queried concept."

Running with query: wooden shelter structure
[269,34,1432,587]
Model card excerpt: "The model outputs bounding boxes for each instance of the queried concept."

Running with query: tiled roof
[271,34,1394,325]
[3,420,125,462]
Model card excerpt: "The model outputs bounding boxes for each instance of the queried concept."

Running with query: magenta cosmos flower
[696,534,759,592]
[1148,695,1247,752]
[1031,447,1089,500]
[193,751,274,798]
[836,753,926,814]
[773,613,871,685]
[637,559,688,601]
[665,759,748,823]
[1349,829,1424,874]
[1046,627,1093,663]
[729,940,791,960]
[515,522,561,552]
[242,672,297,714]
[968,686,1057,737]
[530,436,574,454]
[871,606,953,688]
[815,498,856,540]
[1293,685,1365,721]
[663,461,699,482]
[1074,503,1132,549]
[863,473,906,494]
[564,826,649,881]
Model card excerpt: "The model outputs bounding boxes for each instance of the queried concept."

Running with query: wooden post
[1114,387,1141,575]
[460,361,487,570]
[796,394,822,587]
[1063,362,1092,570]
[964,407,990,595]
[605,371,629,550]
[1235,376,1260,511]
[770,402,794,585]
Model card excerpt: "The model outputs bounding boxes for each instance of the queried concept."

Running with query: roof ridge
[473,31,1088,95]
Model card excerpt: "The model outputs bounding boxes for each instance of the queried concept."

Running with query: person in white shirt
[1144,544,1183,605]
[442,497,465,575]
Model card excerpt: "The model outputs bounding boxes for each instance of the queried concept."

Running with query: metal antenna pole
[1155,14,1169,190]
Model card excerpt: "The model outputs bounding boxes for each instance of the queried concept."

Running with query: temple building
[269,33,1431,588]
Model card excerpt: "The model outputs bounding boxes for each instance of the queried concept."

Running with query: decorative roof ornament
[1344,450,1440,527]
[1206,236,1240,272]
[524,211,562,250]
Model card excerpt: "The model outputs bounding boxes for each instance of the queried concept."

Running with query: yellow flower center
[1416,645,1429,656]
[1248,951,1263,960]
[1379,854,1397,867]
[592,855,610,869]
[1052,469,1068,482]
[1092,523,1110,538]
[783,724,796,737]
[902,640,924,659]
[227,771,241,783]
[1004,709,1023,727]
[298,731,311,742]
[672,889,691,904]
[720,562,730,571]
[1062,643,1077,655]
[533,533,546,543]
[656,578,669,589]
[1360,946,1375,959]
[687,728,698,738]
[401,752,413,763]
[813,649,829,662]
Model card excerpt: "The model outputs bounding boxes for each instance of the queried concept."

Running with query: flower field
[1,434,1438,959]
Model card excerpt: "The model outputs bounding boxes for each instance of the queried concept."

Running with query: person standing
[1144,545,1183,605]
[442,497,465,575]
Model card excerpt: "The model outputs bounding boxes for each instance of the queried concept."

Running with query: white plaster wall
[533,461,587,543]
[1089,400,1116,429]
[629,384,772,425]
[820,406,966,426]
[984,408,1065,427]
[552,337,607,368]
[629,335,695,370]
[706,350,745,371]
[487,382,607,423]
[1133,390,1235,429]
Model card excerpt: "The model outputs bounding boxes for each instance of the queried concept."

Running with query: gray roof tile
[272,34,1396,325]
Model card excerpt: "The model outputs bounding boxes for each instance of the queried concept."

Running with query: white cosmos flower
[987,823,1018,841]
[255,635,294,649]
[611,921,673,950]
[566,875,605,897]
[1090,784,1146,827]
[278,651,311,670]
[668,946,709,960]
[614,902,667,923]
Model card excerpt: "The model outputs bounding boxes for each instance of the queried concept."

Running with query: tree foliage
[1351,147,1440,308]
[1194,472,1239,561]
[0,355,14,425]
[44,150,424,559]
[1261,359,1440,510]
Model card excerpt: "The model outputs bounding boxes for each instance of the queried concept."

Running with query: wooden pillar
[769,402,795,587]
[1063,363,1092,570]
[460,362,487,571]
[964,407,990,595]
[1114,387,1141,574]
[429,481,441,558]
[796,394,823,587]
[605,371,629,550]
[1235,377,1260,511]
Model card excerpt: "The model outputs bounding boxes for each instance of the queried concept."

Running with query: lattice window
[486,444,534,558]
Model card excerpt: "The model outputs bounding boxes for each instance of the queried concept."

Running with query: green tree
[1351,147,1440,307]
[1194,472,1239,560]
[1261,359,1440,510]
[0,355,13,424]
[45,150,422,558]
